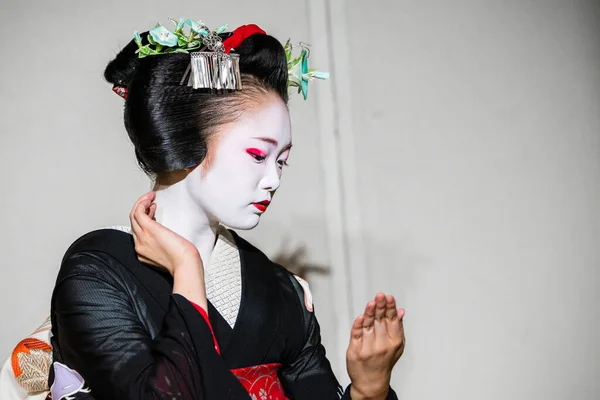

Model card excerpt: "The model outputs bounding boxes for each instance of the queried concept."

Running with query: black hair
[104,31,288,176]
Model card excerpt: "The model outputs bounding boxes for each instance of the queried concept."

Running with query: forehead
[218,98,292,146]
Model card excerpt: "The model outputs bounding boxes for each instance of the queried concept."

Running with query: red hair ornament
[112,85,128,100]
[222,24,267,53]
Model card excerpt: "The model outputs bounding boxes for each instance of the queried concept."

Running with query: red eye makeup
[246,148,267,161]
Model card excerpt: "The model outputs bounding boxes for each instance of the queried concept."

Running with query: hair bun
[235,34,288,100]
[104,32,148,87]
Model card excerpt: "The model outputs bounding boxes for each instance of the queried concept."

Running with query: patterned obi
[231,363,289,400]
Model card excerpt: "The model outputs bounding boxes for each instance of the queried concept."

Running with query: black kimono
[49,228,398,400]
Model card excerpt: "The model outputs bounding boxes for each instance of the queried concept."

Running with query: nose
[259,161,281,192]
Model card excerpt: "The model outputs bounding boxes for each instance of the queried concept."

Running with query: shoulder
[62,227,134,262]
[55,228,136,289]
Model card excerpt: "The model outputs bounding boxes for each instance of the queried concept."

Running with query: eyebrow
[253,137,293,151]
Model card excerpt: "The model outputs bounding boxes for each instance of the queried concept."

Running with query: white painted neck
[152,171,218,268]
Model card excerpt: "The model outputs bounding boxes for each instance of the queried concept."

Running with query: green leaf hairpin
[285,40,330,100]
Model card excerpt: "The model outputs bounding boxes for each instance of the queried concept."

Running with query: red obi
[230,363,289,400]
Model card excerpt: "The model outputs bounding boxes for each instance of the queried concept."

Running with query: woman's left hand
[346,293,405,400]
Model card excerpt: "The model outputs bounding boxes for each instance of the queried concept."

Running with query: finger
[130,192,154,222]
[385,295,398,320]
[396,323,406,358]
[351,315,365,340]
[131,192,156,216]
[148,203,157,221]
[134,197,155,231]
[374,295,391,340]
[137,254,153,265]
[397,308,405,320]
[138,255,162,268]
[374,292,386,320]
[388,307,405,339]
[362,301,376,331]
[130,214,142,237]
[130,198,148,232]
[130,227,145,259]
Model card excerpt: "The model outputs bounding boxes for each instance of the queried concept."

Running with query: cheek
[201,157,263,196]
[204,149,246,181]
[218,150,267,183]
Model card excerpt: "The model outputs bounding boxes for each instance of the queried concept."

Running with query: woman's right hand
[129,191,202,276]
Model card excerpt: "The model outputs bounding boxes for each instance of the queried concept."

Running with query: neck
[153,177,218,267]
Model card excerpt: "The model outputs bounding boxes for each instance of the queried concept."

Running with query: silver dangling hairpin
[180,29,242,90]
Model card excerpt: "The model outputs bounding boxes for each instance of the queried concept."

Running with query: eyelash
[250,153,267,162]
[247,149,289,167]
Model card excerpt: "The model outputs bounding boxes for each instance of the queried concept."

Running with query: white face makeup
[184,96,292,230]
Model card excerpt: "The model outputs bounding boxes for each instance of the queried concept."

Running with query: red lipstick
[252,200,270,213]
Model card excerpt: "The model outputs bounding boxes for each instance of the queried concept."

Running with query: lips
[252,200,270,213]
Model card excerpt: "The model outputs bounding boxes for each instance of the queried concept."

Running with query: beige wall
[1,0,599,399]
[342,0,600,398]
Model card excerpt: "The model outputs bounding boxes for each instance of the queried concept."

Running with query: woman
[48,20,405,400]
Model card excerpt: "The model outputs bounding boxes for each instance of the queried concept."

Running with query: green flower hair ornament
[131,18,329,100]
[285,40,330,100]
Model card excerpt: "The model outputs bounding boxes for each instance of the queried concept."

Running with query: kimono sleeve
[279,275,398,400]
[51,253,249,400]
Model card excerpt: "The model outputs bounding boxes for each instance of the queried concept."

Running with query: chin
[221,214,261,231]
